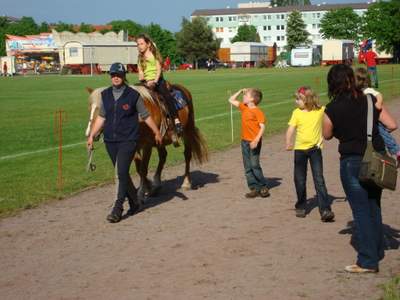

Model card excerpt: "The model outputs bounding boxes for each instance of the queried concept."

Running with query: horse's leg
[137,145,153,201]
[152,146,167,195]
[181,138,192,190]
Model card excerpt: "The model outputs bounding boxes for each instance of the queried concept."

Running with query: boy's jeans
[378,122,400,155]
[340,155,384,270]
[294,147,331,213]
[241,140,267,191]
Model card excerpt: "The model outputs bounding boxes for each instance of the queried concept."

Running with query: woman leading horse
[86,63,208,223]
[87,62,162,223]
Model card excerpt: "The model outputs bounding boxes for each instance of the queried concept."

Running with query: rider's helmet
[109,62,126,76]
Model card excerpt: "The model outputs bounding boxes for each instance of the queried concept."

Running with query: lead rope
[87,147,96,172]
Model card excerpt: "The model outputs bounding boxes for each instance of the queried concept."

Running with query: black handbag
[358,94,397,190]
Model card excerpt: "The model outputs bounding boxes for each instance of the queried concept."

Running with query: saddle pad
[171,89,188,110]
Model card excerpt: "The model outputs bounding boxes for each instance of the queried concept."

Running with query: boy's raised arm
[228,89,243,107]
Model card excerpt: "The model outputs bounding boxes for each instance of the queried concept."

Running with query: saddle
[131,83,188,142]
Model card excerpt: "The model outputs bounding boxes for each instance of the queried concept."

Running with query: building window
[216,17,219,21]
[233,16,236,21]
[317,23,321,28]
[229,16,232,21]
[317,13,321,18]
[312,24,317,29]
[281,36,285,41]
[277,36,280,41]
[220,17,224,21]
[281,14,285,19]
[69,47,78,57]
[263,26,267,31]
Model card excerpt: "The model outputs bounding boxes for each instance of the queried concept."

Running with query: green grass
[381,275,400,300]
[0,65,399,216]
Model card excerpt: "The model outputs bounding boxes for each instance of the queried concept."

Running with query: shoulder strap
[366,94,373,142]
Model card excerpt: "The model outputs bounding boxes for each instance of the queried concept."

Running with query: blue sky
[2,0,368,32]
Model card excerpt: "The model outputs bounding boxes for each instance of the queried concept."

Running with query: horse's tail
[173,84,208,164]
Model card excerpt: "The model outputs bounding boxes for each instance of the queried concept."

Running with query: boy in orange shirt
[229,88,270,198]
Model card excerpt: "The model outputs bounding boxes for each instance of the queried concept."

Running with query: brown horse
[85,83,208,201]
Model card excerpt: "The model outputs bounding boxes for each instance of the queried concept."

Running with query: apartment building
[191,2,369,53]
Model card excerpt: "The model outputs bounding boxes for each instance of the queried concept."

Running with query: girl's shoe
[175,122,184,137]
[344,264,378,273]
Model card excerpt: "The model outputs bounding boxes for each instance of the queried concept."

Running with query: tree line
[1,0,399,64]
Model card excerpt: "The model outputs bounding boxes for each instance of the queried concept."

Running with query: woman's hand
[87,135,94,150]
[154,131,162,145]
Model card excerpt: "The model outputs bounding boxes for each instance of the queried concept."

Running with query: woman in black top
[323,64,397,273]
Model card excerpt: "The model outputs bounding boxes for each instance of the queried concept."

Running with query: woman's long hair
[327,64,361,100]
[136,34,163,71]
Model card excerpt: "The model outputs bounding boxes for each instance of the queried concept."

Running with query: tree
[286,10,310,51]
[54,22,76,33]
[38,22,50,33]
[271,0,310,6]
[6,17,39,36]
[320,8,362,42]
[108,20,143,37]
[144,23,179,64]
[231,24,260,43]
[176,17,219,68]
[0,17,9,56]
[363,0,400,62]
[79,22,94,33]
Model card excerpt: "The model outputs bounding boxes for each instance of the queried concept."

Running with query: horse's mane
[88,85,157,107]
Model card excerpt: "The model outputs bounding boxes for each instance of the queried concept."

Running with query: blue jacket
[101,86,140,142]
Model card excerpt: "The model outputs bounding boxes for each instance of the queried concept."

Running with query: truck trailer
[322,39,354,65]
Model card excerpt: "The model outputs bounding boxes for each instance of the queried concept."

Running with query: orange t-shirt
[239,103,266,141]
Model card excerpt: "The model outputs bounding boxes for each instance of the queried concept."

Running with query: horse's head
[85,86,106,137]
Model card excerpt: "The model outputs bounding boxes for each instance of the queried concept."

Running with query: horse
[85,83,208,201]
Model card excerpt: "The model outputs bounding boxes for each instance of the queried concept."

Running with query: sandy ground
[1,100,399,300]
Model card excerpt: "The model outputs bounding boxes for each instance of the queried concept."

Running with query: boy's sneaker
[321,210,335,222]
[295,208,306,218]
[245,189,259,198]
[259,187,270,198]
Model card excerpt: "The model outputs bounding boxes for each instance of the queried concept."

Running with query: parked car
[178,63,193,70]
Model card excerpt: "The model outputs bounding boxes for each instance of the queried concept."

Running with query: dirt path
[1,100,399,300]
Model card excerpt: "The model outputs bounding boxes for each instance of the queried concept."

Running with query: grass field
[0,65,399,216]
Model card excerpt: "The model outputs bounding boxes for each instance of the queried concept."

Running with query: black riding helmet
[109,62,126,76]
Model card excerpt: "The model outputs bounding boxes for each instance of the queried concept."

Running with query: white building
[191,2,369,54]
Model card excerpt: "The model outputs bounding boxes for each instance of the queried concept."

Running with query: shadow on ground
[266,177,283,190]
[305,194,346,215]
[122,171,219,221]
[339,221,400,250]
